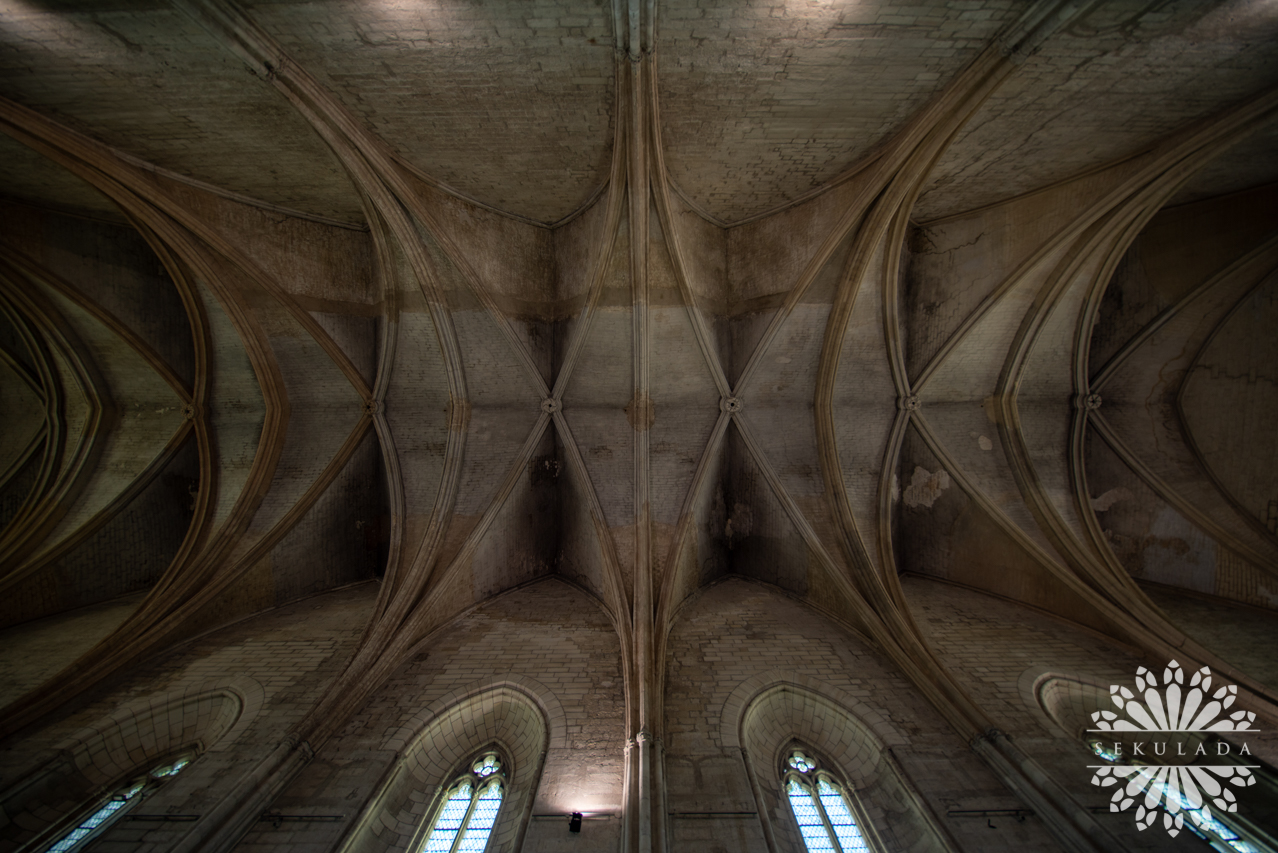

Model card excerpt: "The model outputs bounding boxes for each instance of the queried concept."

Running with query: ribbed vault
[0,2,1276,852]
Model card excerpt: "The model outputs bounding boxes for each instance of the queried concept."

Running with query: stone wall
[0,583,376,853]
[232,579,625,853]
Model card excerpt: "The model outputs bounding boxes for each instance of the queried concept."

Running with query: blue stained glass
[788,778,837,852]
[789,751,817,773]
[818,779,870,853]
[1089,741,1121,763]
[46,800,124,853]
[42,755,191,853]
[1151,780,1260,853]
[422,782,473,853]
[473,755,500,778]
[45,782,142,852]
[153,757,189,778]
[455,782,503,852]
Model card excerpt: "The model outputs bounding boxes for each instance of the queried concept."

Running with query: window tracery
[416,751,506,853]
[783,748,874,853]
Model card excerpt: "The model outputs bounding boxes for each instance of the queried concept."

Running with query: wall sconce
[568,812,583,833]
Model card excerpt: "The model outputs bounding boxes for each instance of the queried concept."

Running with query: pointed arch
[0,679,259,850]
[339,682,555,853]
[734,682,954,853]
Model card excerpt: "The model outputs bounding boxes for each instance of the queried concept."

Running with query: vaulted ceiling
[0,2,1276,816]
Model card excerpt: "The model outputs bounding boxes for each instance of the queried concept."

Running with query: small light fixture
[568,812,583,833]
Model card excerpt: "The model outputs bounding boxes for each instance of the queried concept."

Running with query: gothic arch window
[37,750,196,853]
[1035,673,1271,853]
[1086,737,1271,853]
[782,747,876,853]
[413,750,507,853]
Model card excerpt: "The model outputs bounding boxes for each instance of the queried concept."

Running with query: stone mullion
[0,87,411,843]
[159,19,617,853]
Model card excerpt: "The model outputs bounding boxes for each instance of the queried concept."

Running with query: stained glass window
[1153,778,1262,853]
[41,752,194,853]
[1084,733,1272,853]
[783,748,875,853]
[417,752,506,853]
[1088,739,1122,763]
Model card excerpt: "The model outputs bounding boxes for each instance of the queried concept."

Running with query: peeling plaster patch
[890,473,900,504]
[903,466,950,509]
[776,356,792,364]
[1142,507,1217,593]
[969,431,993,451]
[1091,487,1133,512]
[982,395,1001,424]
[1257,584,1278,608]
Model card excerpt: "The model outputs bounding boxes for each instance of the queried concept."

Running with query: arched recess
[1029,671,1127,750]
[1028,669,1214,776]
[1030,669,1278,849]
[340,681,558,853]
[733,681,952,853]
[0,677,259,849]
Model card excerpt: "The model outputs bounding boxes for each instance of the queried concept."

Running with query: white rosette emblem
[1089,661,1257,837]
